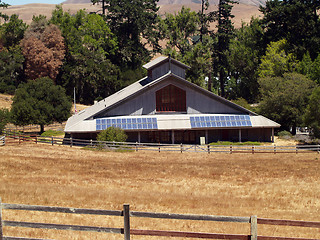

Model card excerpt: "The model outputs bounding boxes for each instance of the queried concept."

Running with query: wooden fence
[3,130,320,154]
[1,200,320,240]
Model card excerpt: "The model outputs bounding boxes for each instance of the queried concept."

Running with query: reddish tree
[21,24,65,81]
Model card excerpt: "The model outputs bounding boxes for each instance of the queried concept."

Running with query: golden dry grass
[0,93,13,110]
[1,143,320,239]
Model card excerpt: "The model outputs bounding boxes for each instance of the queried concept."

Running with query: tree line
[1,0,320,138]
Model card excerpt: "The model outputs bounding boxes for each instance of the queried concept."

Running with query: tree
[258,72,315,135]
[228,17,264,102]
[0,14,27,48]
[51,8,120,105]
[161,7,200,56]
[93,0,160,68]
[260,0,320,60]
[11,77,72,133]
[213,0,237,97]
[20,18,65,81]
[0,46,24,94]
[258,39,297,78]
[304,87,320,138]
[0,108,9,134]
[0,0,9,21]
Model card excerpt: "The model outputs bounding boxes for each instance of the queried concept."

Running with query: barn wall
[98,77,243,118]
[151,62,186,80]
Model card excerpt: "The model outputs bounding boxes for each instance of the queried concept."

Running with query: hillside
[0,2,262,27]
[63,0,267,7]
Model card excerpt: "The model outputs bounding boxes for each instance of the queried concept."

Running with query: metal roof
[143,56,190,70]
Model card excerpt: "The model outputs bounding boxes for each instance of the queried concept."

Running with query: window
[156,84,186,112]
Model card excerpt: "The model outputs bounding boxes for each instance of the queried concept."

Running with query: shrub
[277,130,292,138]
[97,126,127,143]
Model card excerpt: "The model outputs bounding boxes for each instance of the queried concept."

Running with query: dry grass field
[1,142,320,239]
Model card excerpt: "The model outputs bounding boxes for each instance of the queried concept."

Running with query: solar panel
[96,117,159,131]
[189,115,252,129]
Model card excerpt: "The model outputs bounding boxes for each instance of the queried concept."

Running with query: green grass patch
[82,145,134,153]
[41,130,64,137]
[209,141,262,146]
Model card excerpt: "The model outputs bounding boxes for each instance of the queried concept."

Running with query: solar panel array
[190,115,252,128]
[96,117,158,131]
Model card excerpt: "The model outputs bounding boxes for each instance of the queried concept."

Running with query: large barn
[64,56,280,144]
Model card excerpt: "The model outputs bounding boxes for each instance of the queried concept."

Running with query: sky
[5,0,65,5]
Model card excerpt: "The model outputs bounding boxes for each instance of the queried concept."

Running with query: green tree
[304,87,320,138]
[11,77,72,133]
[93,0,160,68]
[97,126,127,142]
[0,108,10,134]
[228,17,264,102]
[0,46,24,94]
[213,0,237,97]
[0,0,9,21]
[161,7,200,56]
[260,0,320,60]
[258,39,297,78]
[258,72,315,135]
[0,14,27,48]
[51,8,120,105]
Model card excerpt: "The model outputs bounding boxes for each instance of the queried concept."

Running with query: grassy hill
[1,2,262,28]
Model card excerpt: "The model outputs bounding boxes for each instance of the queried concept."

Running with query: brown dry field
[0,142,320,239]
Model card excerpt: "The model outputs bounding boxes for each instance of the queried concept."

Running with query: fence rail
[1,200,320,240]
[3,129,320,154]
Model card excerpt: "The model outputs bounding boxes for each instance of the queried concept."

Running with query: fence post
[123,204,130,240]
[135,142,138,152]
[230,145,232,154]
[51,136,54,146]
[35,135,37,144]
[181,143,183,153]
[0,198,3,240]
[90,139,93,147]
[296,145,298,154]
[252,145,254,154]
[70,137,73,147]
[274,145,276,154]
[250,215,257,240]
[207,144,210,154]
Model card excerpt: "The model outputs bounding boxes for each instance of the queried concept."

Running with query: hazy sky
[6,0,65,5]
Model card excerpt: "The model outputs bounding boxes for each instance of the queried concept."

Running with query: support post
[171,130,175,144]
[250,215,257,240]
[271,128,275,143]
[239,129,242,143]
[205,130,208,144]
[138,132,141,143]
[123,204,130,240]
[0,198,3,240]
